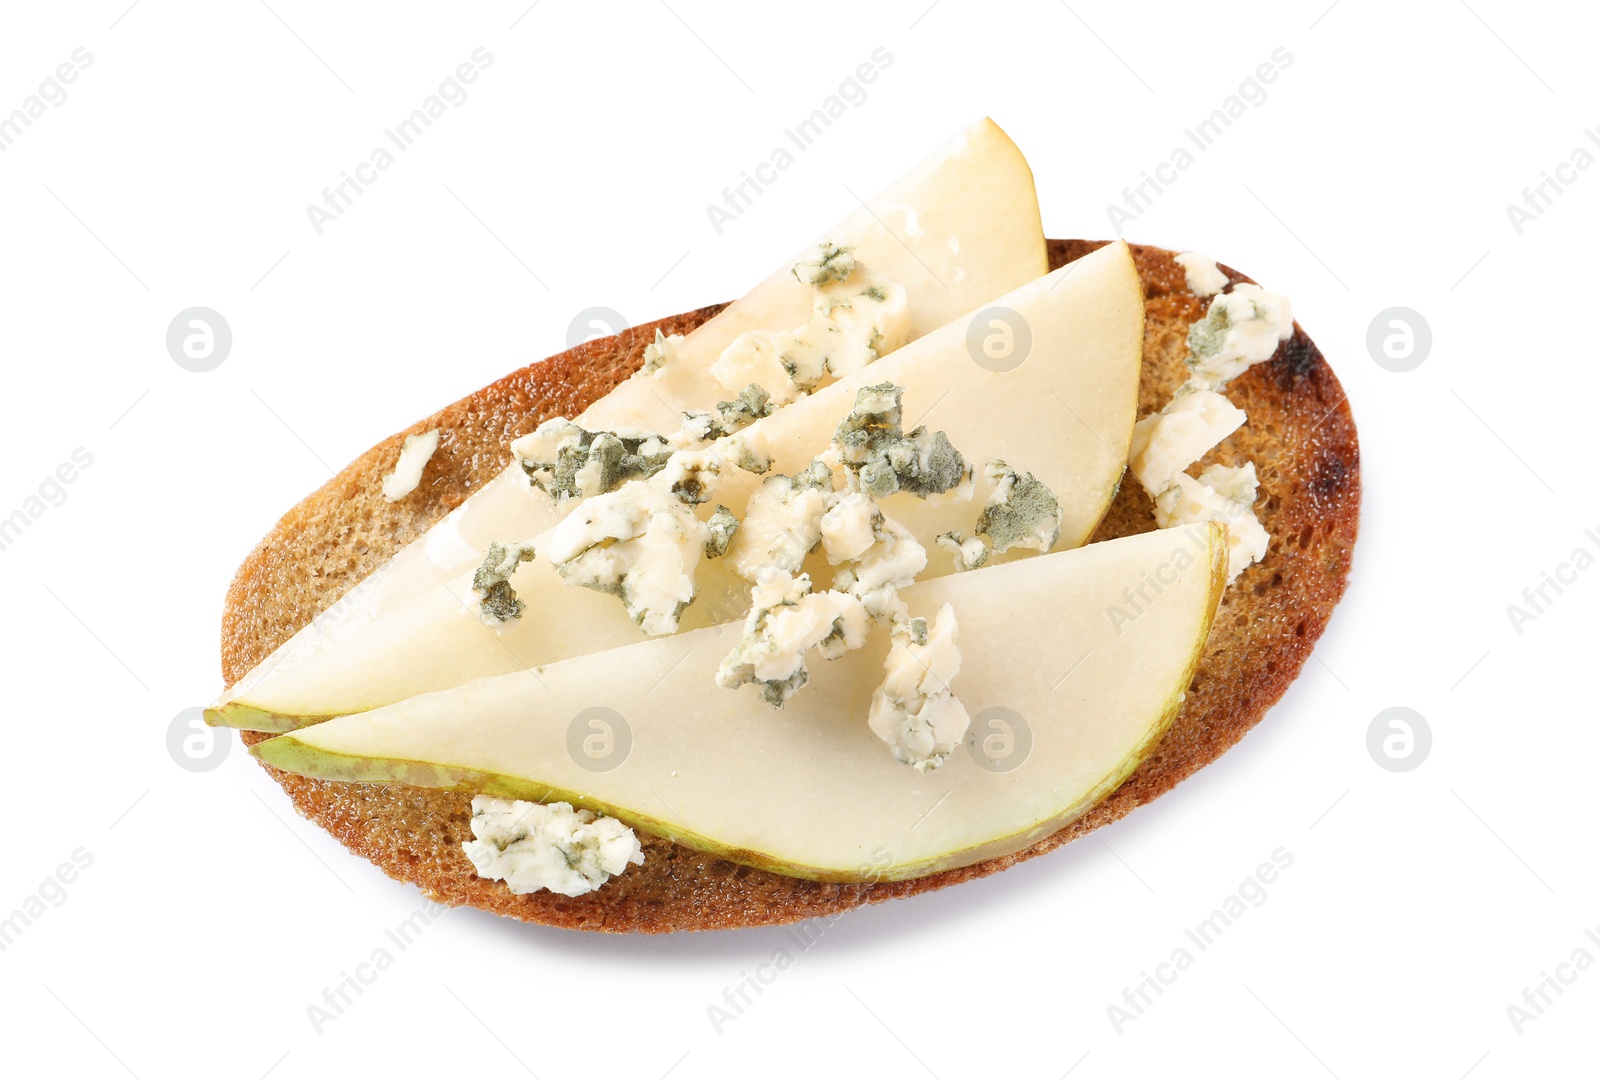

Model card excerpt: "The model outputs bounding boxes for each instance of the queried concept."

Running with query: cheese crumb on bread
[1129,388,1247,493]
[462,797,643,897]
[1174,251,1229,297]
[1153,465,1270,581]
[1129,278,1293,582]
[380,429,440,502]
[1186,284,1294,391]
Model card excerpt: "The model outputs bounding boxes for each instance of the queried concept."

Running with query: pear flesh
[216,241,1143,727]
[211,118,1047,730]
[255,524,1227,883]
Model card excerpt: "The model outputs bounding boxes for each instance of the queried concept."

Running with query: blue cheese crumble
[700,385,982,771]
[727,430,773,476]
[679,383,774,443]
[715,569,869,707]
[1186,284,1294,390]
[544,473,713,636]
[1153,463,1271,582]
[704,505,740,559]
[512,418,672,503]
[936,530,989,572]
[708,244,911,405]
[867,603,970,772]
[830,382,973,501]
[471,541,537,624]
[791,242,856,285]
[656,447,723,506]
[641,329,683,375]
[829,507,927,622]
[976,460,1062,554]
[818,491,880,564]
[462,796,643,897]
[1127,281,1291,582]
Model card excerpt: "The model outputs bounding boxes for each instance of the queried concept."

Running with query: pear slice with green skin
[213,241,1143,729]
[255,524,1227,883]
[209,117,1047,729]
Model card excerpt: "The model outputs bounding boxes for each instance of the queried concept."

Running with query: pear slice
[215,241,1143,728]
[255,524,1227,883]
[210,118,1047,730]
[580,116,1048,435]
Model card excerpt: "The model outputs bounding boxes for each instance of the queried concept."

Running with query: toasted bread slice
[223,240,1360,932]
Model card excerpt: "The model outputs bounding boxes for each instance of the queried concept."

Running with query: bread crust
[224,241,1360,932]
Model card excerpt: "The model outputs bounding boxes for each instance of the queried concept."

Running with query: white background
[0,1,1595,1076]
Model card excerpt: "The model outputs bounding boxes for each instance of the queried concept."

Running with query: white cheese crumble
[830,508,927,622]
[936,531,989,572]
[544,477,710,635]
[641,329,683,376]
[868,604,970,772]
[727,430,773,476]
[792,242,856,284]
[1186,284,1294,390]
[462,796,643,897]
[1174,251,1229,297]
[818,491,879,564]
[381,429,440,502]
[1128,388,1247,493]
[1125,280,1294,583]
[716,569,869,706]
[708,244,910,405]
[709,331,798,406]
[1152,464,1270,582]
[726,462,837,582]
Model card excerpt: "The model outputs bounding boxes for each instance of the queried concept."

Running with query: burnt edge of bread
[224,240,1360,933]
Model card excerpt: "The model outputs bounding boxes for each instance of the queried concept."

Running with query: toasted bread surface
[224,241,1360,932]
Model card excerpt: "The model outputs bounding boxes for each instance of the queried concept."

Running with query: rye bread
[222,240,1360,933]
